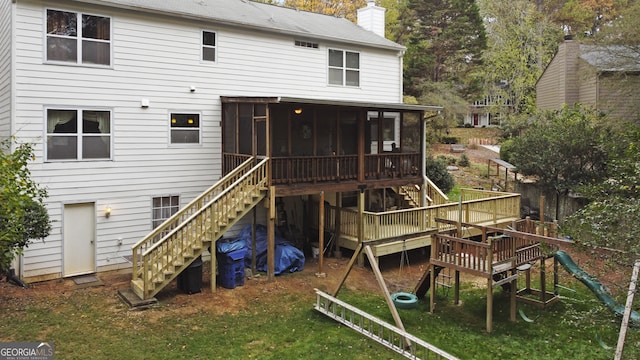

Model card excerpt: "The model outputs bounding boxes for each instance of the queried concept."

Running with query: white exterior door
[63,203,96,276]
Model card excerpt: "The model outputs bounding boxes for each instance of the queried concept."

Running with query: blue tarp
[236,224,305,275]
[216,237,246,254]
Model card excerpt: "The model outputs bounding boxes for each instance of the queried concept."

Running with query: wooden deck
[310,189,521,259]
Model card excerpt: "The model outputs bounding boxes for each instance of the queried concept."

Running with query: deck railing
[432,229,558,277]
[271,155,359,184]
[432,233,519,277]
[364,152,420,179]
[223,153,252,173]
[225,152,423,185]
[512,217,559,237]
[310,191,520,242]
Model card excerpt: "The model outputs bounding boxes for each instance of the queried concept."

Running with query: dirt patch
[0,252,432,316]
[1,245,633,317]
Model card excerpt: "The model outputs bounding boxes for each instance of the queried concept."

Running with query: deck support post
[553,256,559,295]
[487,277,493,333]
[486,236,494,333]
[454,270,460,305]
[540,256,546,304]
[317,191,326,277]
[251,207,257,274]
[211,239,217,293]
[357,188,365,266]
[429,243,436,313]
[335,192,342,257]
[510,269,517,322]
[267,186,276,281]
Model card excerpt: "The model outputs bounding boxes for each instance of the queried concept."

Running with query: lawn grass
[1,268,638,360]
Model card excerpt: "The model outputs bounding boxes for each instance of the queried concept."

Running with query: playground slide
[554,250,639,325]
[414,265,444,299]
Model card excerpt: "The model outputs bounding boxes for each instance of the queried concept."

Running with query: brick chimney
[357,0,386,38]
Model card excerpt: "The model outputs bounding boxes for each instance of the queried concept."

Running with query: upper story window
[46,9,111,66]
[46,109,111,161]
[328,49,360,87]
[170,113,201,144]
[202,31,216,62]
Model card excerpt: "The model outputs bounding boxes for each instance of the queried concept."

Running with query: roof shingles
[85,0,404,51]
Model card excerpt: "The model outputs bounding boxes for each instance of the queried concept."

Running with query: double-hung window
[46,109,111,161]
[46,9,111,66]
[202,31,216,62]
[328,49,360,87]
[170,113,201,144]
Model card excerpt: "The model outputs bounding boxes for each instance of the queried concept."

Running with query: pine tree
[400,0,487,97]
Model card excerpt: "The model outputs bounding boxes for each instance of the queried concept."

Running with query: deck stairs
[397,177,450,208]
[130,157,269,300]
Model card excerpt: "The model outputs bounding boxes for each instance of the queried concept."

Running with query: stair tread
[131,171,266,299]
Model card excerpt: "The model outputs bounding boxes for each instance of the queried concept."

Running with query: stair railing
[132,158,268,298]
[131,157,255,279]
[425,177,450,205]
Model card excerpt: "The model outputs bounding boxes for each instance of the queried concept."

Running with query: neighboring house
[536,36,640,121]
[464,89,511,128]
[1,0,441,284]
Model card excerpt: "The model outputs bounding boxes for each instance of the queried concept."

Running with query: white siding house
[4,0,408,282]
[0,0,11,138]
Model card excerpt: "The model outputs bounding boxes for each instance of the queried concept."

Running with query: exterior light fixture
[294,108,303,115]
[105,206,112,219]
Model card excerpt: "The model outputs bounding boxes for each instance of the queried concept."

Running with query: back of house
[0,0,417,282]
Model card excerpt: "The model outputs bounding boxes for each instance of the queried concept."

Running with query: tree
[477,0,563,117]
[562,124,640,261]
[400,0,487,98]
[0,138,51,274]
[502,105,609,195]
[282,0,366,22]
[541,0,628,37]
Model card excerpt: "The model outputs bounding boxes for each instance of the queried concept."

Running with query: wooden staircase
[130,157,269,300]
[396,178,450,208]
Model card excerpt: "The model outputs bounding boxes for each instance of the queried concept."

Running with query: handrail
[143,158,268,257]
[425,177,449,205]
[131,157,255,272]
[132,158,268,298]
[460,188,506,201]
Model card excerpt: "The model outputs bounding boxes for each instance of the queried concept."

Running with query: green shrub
[437,154,457,165]
[440,136,459,144]
[458,154,470,167]
[427,156,455,193]
[499,139,514,163]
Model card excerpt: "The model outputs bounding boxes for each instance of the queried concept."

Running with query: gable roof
[80,0,404,51]
[579,44,640,72]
